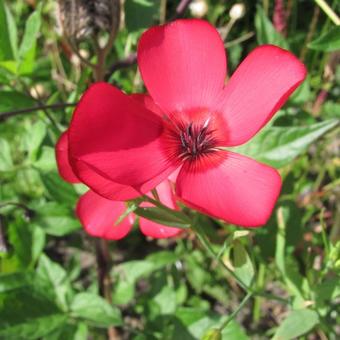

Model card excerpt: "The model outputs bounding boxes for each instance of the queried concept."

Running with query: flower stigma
[165,117,219,162]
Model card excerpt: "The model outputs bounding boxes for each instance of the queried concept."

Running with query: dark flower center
[177,119,217,160]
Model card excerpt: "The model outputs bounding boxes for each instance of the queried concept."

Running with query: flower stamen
[178,119,217,160]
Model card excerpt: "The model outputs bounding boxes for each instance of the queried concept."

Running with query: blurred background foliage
[0,0,339,339]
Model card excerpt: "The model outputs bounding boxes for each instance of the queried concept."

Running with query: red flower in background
[56,131,181,240]
[77,180,181,240]
[56,19,306,233]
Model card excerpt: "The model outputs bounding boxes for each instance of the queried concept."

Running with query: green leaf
[5,3,18,60]
[255,5,289,49]
[33,202,80,236]
[23,121,47,161]
[0,287,67,339]
[34,146,56,172]
[112,252,180,305]
[36,254,71,310]
[0,0,14,60]
[154,285,177,314]
[290,78,312,104]
[111,279,135,305]
[233,120,339,168]
[0,272,34,293]
[125,0,160,31]
[232,241,255,287]
[274,207,307,303]
[273,309,319,340]
[19,9,41,57]
[202,329,222,340]
[176,308,248,339]
[70,292,122,327]
[0,91,36,112]
[18,6,41,74]
[7,221,45,269]
[40,172,78,206]
[135,206,191,229]
[146,250,180,268]
[314,277,340,307]
[308,26,340,52]
[0,138,13,171]
[48,322,88,340]
[115,260,156,284]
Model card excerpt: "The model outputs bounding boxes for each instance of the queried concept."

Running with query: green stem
[218,291,253,331]
[191,217,290,304]
[191,219,249,292]
[319,208,330,256]
[141,195,290,305]
[225,32,255,48]
[253,263,265,322]
[314,0,340,25]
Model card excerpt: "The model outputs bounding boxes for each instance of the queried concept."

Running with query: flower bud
[57,0,120,41]
[189,0,208,18]
[229,3,245,20]
[202,329,222,340]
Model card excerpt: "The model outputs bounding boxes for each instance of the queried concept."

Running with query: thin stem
[191,216,290,304]
[191,219,249,292]
[262,0,270,15]
[225,32,255,48]
[67,36,97,69]
[314,0,340,25]
[0,103,77,121]
[319,208,330,256]
[95,239,118,340]
[0,214,9,254]
[300,5,320,61]
[106,0,192,80]
[173,0,193,19]
[105,53,137,80]
[220,18,237,41]
[17,80,62,132]
[94,1,121,82]
[160,0,167,24]
[218,291,253,331]
[253,263,265,323]
[141,195,290,305]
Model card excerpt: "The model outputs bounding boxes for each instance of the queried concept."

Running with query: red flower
[56,130,182,240]
[56,19,306,228]
[77,180,181,240]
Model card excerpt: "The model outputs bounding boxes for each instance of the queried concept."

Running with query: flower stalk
[314,0,340,25]
[218,291,253,331]
[95,239,118,340]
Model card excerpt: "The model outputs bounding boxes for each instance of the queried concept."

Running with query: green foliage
[70,293,122,327]
[135,205,192,228]
[125,0,160,32]
[309,27,340,52]
[255,5,289,49]
[0,0,14,60]
[234,119,339,168]
[0,91,35,111]
[273,309,319,339]
[0,0,339,339]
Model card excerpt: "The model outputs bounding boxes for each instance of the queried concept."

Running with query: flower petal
[76,190,134,240]
[138,19,227,115]
[74,159,142,201]
[176,151,282,227]
[139,180,182,239]
[55,131,80,183]
[130,94,164,117]
[69,82,179,196]
[218,45,307,146]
